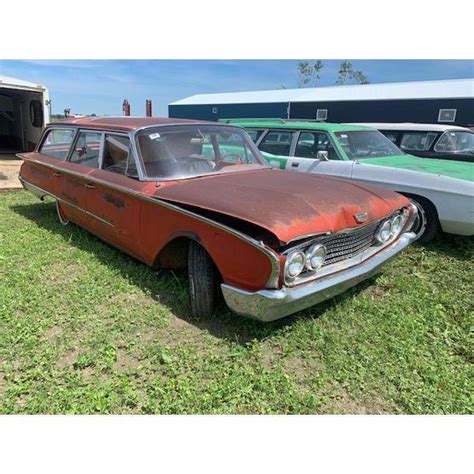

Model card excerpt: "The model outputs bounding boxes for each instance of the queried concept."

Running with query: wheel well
[153,237,222,281]
[153,236,191,270]
[398,192,440,221]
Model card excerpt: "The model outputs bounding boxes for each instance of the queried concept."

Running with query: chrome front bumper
[222,231,416,322]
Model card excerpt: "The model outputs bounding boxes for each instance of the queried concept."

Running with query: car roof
[48,116,216,132]
[348,122,472,132]
[220,118,373,132]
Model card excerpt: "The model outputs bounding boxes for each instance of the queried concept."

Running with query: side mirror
[317,151,329,161]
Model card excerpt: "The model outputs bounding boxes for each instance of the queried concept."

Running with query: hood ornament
[354,212,369,224]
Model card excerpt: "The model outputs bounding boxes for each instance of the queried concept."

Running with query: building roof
[224,119,373,132]
[170,78,474,106]
[348,122,472,132]
[0,75,47,92]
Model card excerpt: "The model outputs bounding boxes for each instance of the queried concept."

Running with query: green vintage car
[221,119,474,243]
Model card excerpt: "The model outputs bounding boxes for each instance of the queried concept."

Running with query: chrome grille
[319,220,379,266]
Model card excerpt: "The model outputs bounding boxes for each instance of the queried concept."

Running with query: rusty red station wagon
[18,117,417,321]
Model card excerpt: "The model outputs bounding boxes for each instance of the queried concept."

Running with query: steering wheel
[215,153,242,170]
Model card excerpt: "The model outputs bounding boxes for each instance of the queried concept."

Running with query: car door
[55,129,102,228]
[23,127,76,196]
[290,130,354,178]
[258,129,298,170]
[85,133,142,257]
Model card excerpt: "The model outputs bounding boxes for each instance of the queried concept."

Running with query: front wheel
[188,241,217,318]
[408,196,439,243]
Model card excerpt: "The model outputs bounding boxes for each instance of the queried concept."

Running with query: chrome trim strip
[19,170,281,287]
[222,231,416,322]
[19,176,115,227]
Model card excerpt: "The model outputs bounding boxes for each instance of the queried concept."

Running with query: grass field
[0,190,472,414]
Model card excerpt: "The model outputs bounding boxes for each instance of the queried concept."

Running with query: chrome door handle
[53,172,62,177]
[291,162,299,167]
[85,183,95,189]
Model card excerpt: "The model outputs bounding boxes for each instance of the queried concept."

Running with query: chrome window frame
[292,129,344,161]
[130,123,270,183]
[37,126,78,160]
[67,129,104,169]
[433,130,474,153]
[257,129,299,157]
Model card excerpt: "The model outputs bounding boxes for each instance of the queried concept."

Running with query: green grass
[0,190,472,414]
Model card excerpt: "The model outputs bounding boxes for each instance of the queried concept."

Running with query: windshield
[434,131,474,155]
[334,130,403,160]
[136,125,267,180]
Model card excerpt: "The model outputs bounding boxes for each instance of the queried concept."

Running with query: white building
[0,75,50,153]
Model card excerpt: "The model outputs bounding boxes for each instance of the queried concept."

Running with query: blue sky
[1,60,472,117]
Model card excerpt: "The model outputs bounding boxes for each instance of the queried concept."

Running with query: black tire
[408,196,439,244]
[188,241,216,318]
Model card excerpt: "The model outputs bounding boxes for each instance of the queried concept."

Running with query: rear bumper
[222,231,416,322]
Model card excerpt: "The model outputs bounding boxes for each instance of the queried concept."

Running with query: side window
[259,130,294,156]
[39,128,75,160]
[295,132,339,160]
[102,134,135,176]
[70,131,102,168]
[400,132,438,151]
[246,129,265,143]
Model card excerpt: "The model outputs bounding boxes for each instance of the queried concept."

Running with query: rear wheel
[408,196,439,243]
[56,201,69,225]
[188,241,217,318]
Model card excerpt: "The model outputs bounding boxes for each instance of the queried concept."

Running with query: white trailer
[0,75,50,154]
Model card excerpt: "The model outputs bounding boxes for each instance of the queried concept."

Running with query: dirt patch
[0,158,22,190]
[115,349,142,371]
[47,262,84,286]
[327,388,393,414]
[364,282,395,300]
[43,326,62,342]
[55,347,80,369]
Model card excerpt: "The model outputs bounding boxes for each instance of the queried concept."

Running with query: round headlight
[284,251,305,280]
[376,219,392,243]
[391,214,403,236]
[305,244,327,271]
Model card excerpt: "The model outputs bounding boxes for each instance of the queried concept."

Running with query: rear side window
[295,132,340,160]
[70,131,102,168]
[39,128,75,160]
[102,134,136,176]
[400,132,438,151]
[259,130,294,156]
[246,129,265,143]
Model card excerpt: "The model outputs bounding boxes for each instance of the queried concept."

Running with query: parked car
[350,123,474,163]
[18,117,416,322]
[225,119,474,243]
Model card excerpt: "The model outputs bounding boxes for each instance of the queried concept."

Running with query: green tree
[336,61,370,85]
[297,60,324,87]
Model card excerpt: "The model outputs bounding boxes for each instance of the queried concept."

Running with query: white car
[229,119,474,243]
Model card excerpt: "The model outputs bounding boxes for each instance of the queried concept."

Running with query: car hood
[358,155,474,182]
[155,169,408,244]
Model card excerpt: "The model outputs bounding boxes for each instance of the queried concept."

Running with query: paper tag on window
[149,133,161,140]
